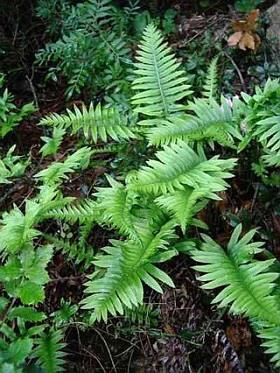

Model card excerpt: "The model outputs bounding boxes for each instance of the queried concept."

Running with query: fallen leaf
[228,9,261,51]
[228,31,243,46]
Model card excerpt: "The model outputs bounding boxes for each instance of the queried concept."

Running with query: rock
[266,0,280,62]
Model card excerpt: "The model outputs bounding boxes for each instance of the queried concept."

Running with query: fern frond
[155,187,218,233]
[40,103,136,143]
[191,224,280,324]
[131,23,191,118]
[44,234,94,267]
[81,220,177,322]
[35,147,92,186]
[35,328,66,373]
[45,198,98,224]
[254,116,280,166]
[202,57,219,100]
[257,324,280,367]
[129,141,237,194]
[146,98,241,147]
[95,176,143,239]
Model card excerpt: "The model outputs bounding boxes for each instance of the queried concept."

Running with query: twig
[25,73,39,108]
[223,51,247,92]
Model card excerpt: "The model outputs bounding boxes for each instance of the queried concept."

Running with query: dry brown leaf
[228,9,261,51]
[227,31,243,46]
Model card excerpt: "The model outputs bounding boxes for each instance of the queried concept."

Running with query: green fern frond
[155,187,218,233]
[35,147,92,186]
[35,328,66,373]
[40,103,136,143]
[45,198,98,224]
[81,220,177,322]
[254,116,280,166]
[146,98,242,147]
[202,57,219,100]
[95,176,142,239]
[191,224,280,324]
[44,234,94,267]
[257,324,280,367]
[131,23,191,118]
[129,141,237,194]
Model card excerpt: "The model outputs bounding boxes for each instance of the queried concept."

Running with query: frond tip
[132,23,191,118]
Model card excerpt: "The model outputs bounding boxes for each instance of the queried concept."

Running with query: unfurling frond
[129,141,237,194]
[81,220,177,322]
[132,23,191,118]
[40,103,136,143]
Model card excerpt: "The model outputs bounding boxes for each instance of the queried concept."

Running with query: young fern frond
[129,141,237,194]
[40,127,66,157]
[35,328,66,373]
[35,147,92,186]
[191,224,280,325]
[40,103,136,143]
[146,98,241,147]
[81,220,177,322]
[131,23,191,119]
[202,57,219,100]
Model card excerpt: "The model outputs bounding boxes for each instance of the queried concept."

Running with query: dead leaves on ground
[228,10,261,51]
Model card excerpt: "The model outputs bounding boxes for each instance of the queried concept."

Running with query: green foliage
[0,74,35,138]
[35,147,92,186]
[191,224,280,365]
[131,23,191,119]
[2,21,280,370]
[35,328,66,373]
[234,0,264,13]
[36,0,137,100]
[40,103,136,143]
[40,127,66,156]
[0,146,30,184]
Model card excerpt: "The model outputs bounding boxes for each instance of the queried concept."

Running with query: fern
[44,234,94,267]
[190,224,280,365]
[202,57,219,100]
[45,198,98,224]
[131,23,191,118]
[35,147,92,186]
[146,98,242,147]
[35,329,66,373]
[40,103,136,143]
[155,186,218,233]
[254,116,280,166]
[129,141,237,194]
[81,220,177,322]
[191,224,280,323]
[40,127,66,157]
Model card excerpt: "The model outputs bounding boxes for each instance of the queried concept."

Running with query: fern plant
[0,74,35,138]
[36,0,136,100]
[190,224,280,366]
